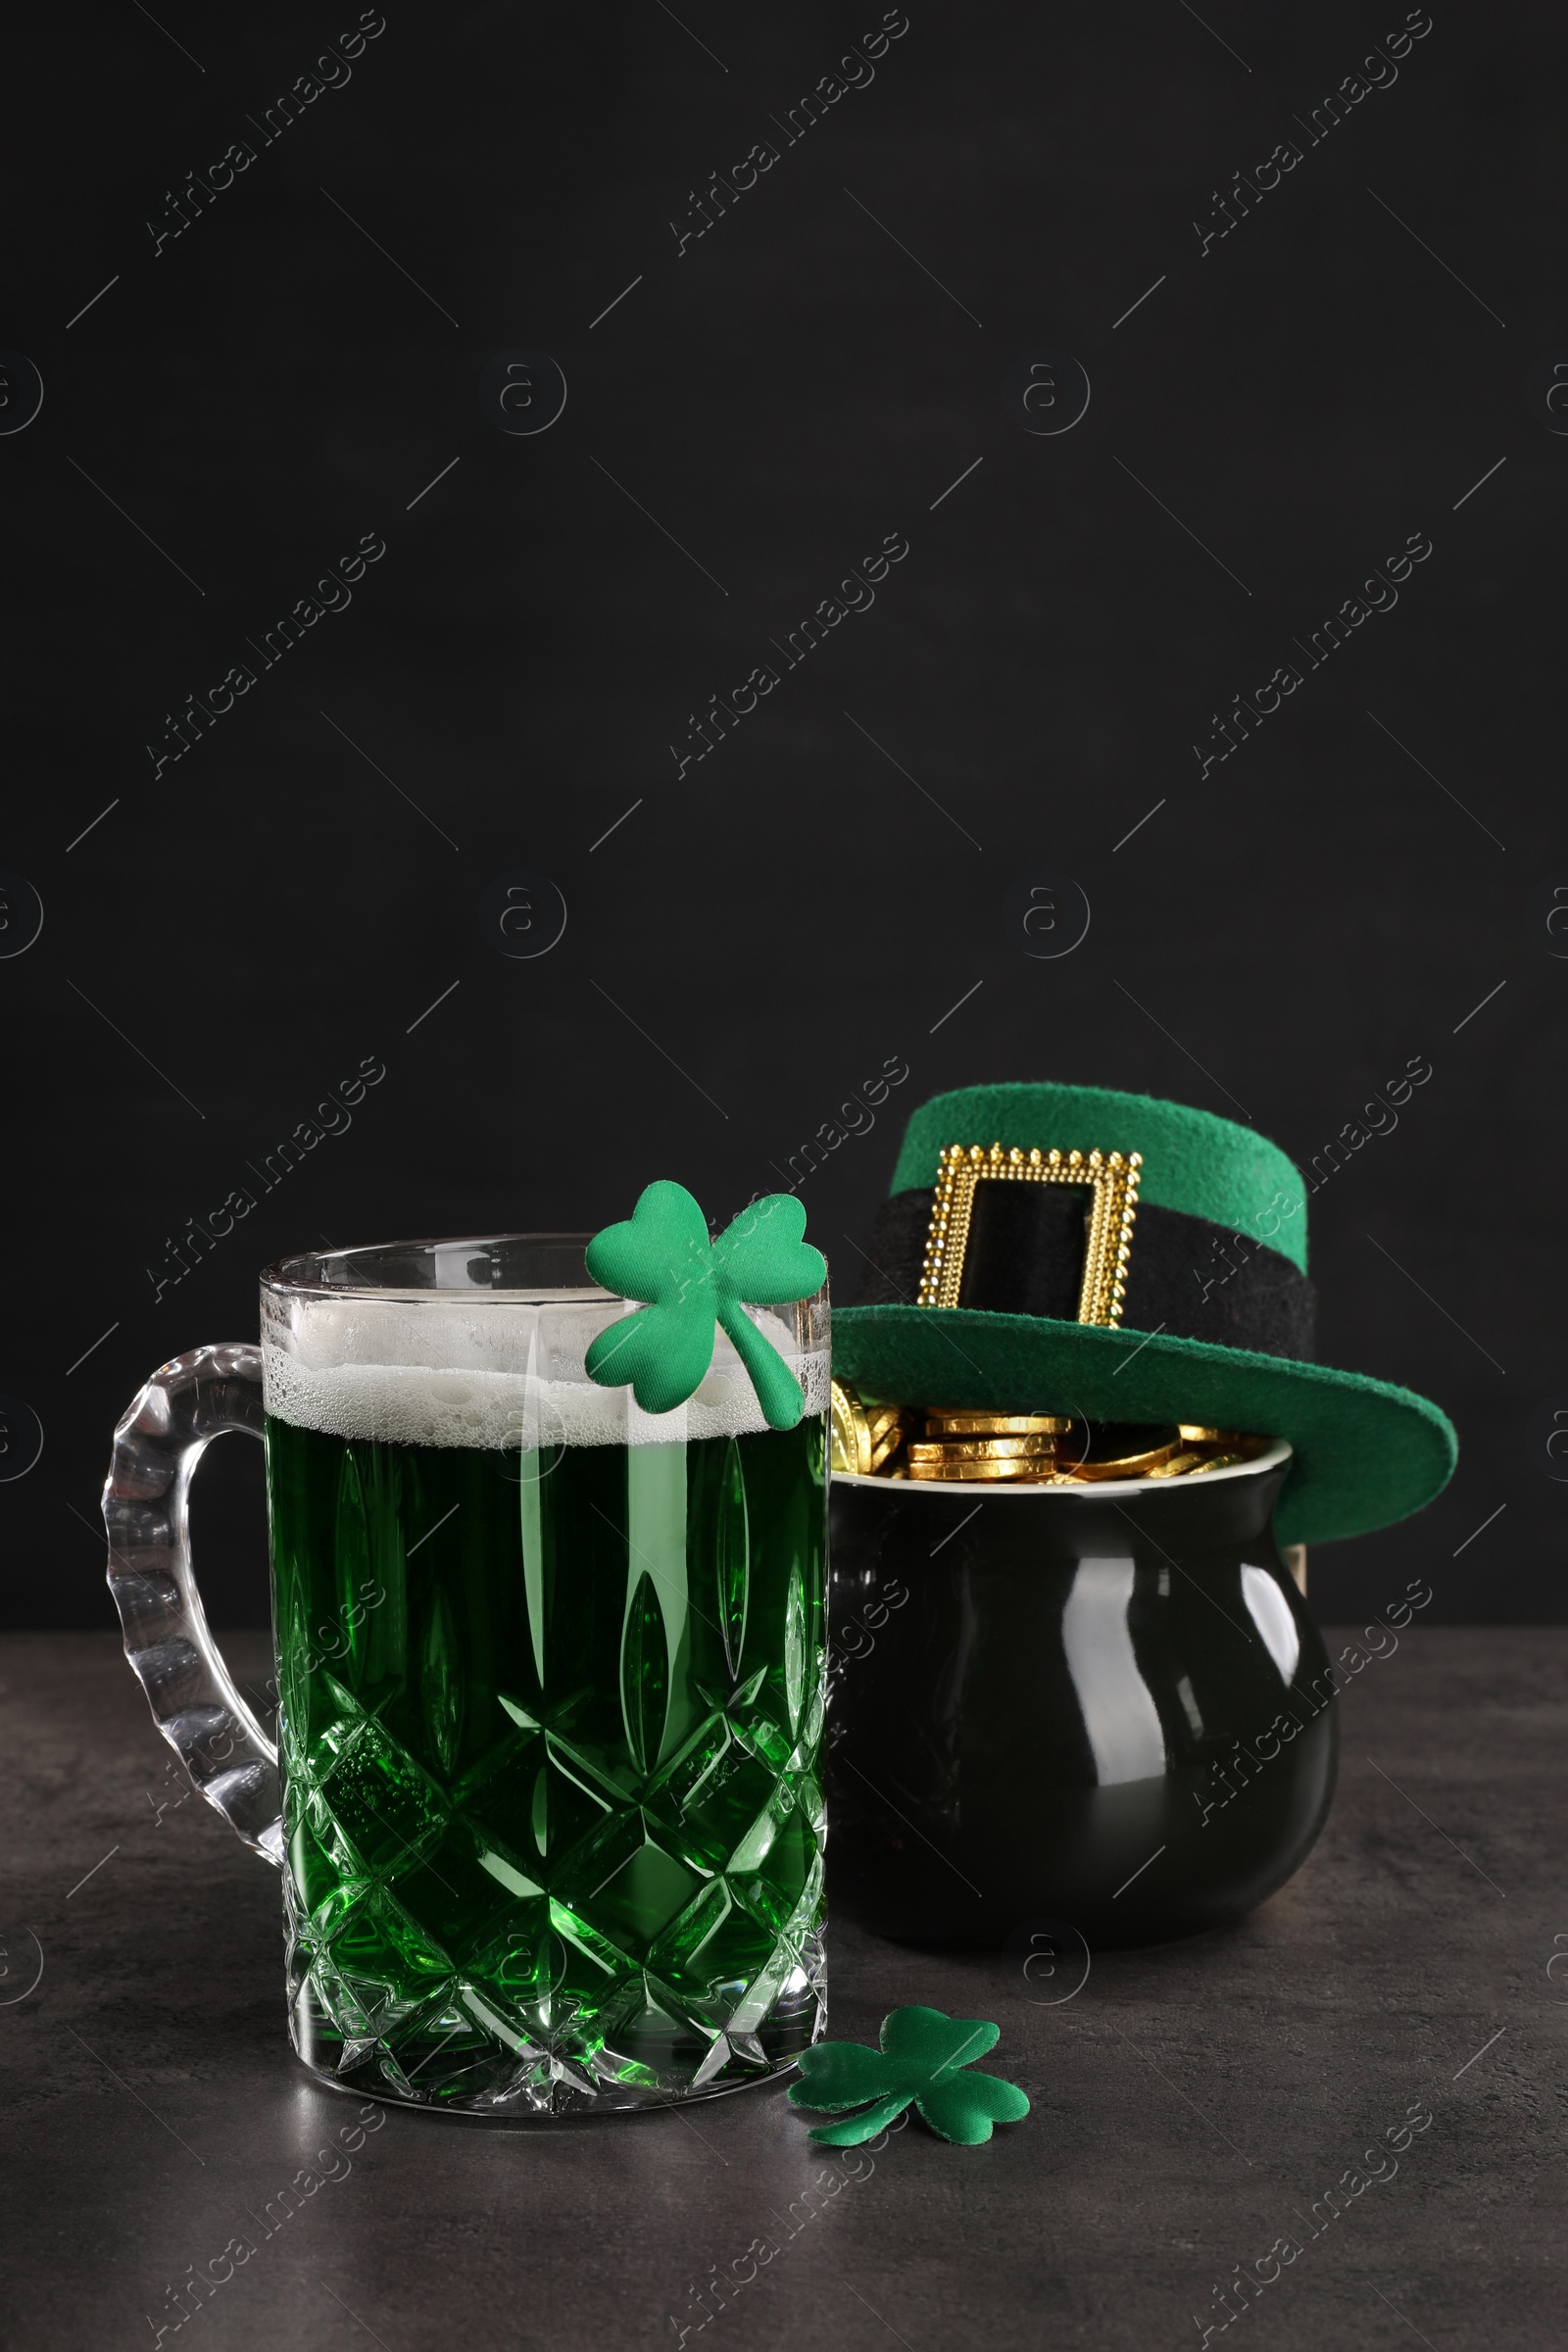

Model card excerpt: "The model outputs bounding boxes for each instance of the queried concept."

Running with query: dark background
[2,0,1561,1627]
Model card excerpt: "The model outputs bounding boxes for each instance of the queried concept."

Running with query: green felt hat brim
[831,1306,1457,1546]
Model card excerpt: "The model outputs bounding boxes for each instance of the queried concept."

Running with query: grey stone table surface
[2,1629,1564,2351]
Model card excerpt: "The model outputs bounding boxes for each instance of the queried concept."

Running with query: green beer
[265,1298,827,2115]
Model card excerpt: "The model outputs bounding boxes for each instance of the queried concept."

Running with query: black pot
[825,1443,1337,1949]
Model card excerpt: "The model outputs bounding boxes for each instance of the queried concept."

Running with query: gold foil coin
[1057,1437,1179,1481]
[907,1436,1058,1465]
[1145,1448,1210,1479]
[905,1455,1058,1482]
[831,1381,908,1476]
[923,1410,1071,1438]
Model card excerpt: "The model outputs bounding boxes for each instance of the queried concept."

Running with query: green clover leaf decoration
[788,2005,1030,2147]
[584,1181,825,1429]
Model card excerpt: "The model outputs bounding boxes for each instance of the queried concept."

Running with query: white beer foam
[262,1297,827,1450]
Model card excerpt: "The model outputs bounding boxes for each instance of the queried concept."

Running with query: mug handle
[103,1343,282,1866]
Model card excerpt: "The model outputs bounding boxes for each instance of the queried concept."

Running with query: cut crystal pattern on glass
[102,1241,830,2120]
[274,1415,827,2114]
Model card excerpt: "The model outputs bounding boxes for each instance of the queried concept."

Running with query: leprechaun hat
[831,1081,1457,1546]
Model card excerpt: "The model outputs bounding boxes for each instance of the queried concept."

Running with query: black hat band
[852,1184,1316,1362]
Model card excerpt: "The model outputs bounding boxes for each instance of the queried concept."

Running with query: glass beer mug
[103,1236,829,2117]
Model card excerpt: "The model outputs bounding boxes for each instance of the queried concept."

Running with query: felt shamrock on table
[584,1182,825,1429]
[789,2006,1030,2147]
